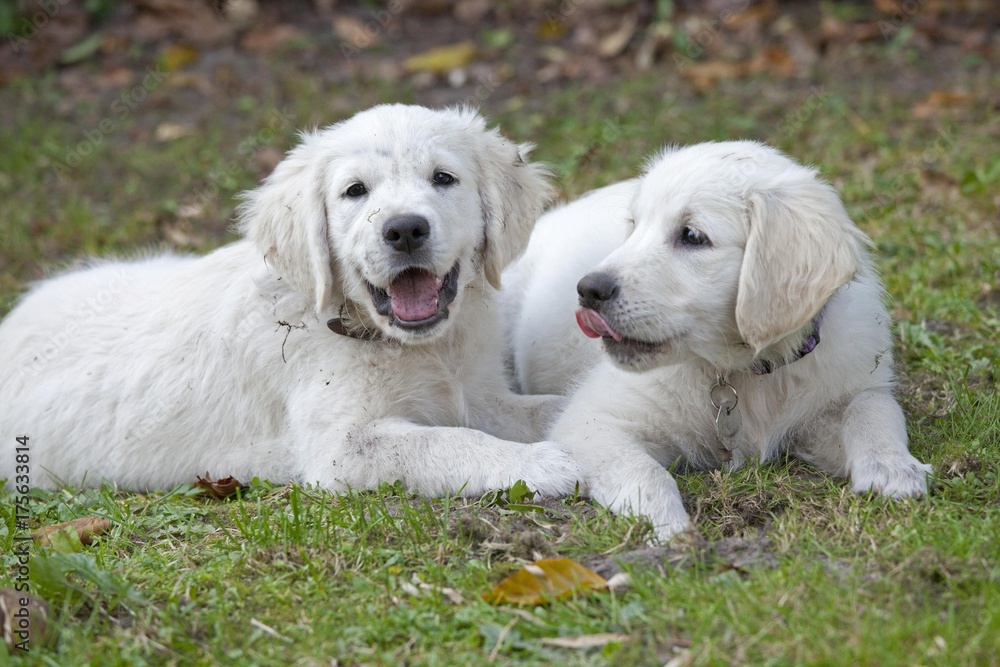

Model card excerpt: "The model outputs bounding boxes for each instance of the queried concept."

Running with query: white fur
[504,141,930,542]
[0,104,581,496]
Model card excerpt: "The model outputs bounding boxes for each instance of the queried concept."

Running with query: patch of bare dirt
[448,497,604,560]
[586,532,781,579]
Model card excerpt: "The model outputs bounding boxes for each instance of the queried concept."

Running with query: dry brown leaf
[874,0,901,13]
[94,66,137,90]
[134,0,231,46]
[454,0,492,24]
[165,71,215,95]
[195,473,246,499]
[240,24,305,54]
[224,0,260,27]
[682,43,796,92]
[597,14,638,59]
[332,15,378,48]
[931,25,989,50]
[924,90,974,106]
[160,218,206,247]
[636,22,673,71]
[539,632,631,649]
[403,41,477,74]
[155,122,196,142]
[759,44,796,77]
[728,4,778,28]
[255,147,285,174]
[911,89,974,118]
[483,558,608,605]
[679,59,752,92]
[32,515,111,547]
[819,14,848,44]
[0,589,53,651]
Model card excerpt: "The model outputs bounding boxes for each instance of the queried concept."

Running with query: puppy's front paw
[589,474,691,545]
[648,512,694,545]
[851,455,932,498]
[515,442,583,497]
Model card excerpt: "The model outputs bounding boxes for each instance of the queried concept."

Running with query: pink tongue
[387,270,440,322]
[576,308,623,341]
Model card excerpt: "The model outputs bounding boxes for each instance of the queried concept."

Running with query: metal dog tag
[710,378,742,456]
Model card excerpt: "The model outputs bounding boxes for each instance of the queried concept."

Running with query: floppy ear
[237,134,335,315]
[476,130,553,290]
[736,175,866,353]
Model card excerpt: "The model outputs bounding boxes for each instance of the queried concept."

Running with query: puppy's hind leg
[842,390,931,498]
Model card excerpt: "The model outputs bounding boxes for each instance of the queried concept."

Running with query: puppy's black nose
[382,215,430,255]
[577,272,620,308]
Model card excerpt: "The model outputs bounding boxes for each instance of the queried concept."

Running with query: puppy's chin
[602,337,685,373]
[381,309,458,343]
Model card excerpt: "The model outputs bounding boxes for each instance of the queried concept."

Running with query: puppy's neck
[746,305,827,375]
[327,300,383,342]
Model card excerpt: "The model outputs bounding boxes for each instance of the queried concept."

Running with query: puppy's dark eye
[345,183,367,198]
[433,171,456,186]
[680,226,710,247]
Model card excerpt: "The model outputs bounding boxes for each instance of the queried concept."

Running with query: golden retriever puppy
[0,105,580,496]
[505,141,930,541]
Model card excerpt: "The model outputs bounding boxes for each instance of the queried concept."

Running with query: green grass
[1,34,998,666]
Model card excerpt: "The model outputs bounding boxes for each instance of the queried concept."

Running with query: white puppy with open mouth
[0,104,580,496]
[505,141,930,541]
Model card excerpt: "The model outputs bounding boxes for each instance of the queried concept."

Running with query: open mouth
[576,308,664,356]
[368,263,460,331]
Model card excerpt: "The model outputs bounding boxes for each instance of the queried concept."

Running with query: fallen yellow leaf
[159,44,200,72]
[537,18,565,40]
[403,41,477,74]
[483,557,608,605]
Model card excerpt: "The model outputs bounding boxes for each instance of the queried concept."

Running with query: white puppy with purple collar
[505,141,930,541]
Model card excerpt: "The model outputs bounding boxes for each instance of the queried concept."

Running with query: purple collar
[749,306,825,375]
